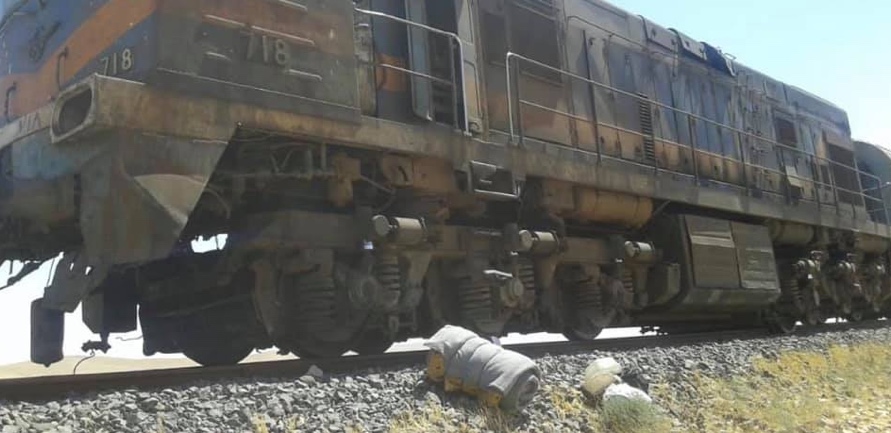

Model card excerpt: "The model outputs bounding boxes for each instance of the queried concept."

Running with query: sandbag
[424,325,541,411]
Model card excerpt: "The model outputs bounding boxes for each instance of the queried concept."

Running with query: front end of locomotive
[0,0,367,365]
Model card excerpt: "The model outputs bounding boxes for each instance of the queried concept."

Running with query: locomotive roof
[626,5,851,134]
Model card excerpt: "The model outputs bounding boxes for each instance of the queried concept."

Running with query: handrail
[355,8,469,132]
[506,52,877,182]
[504,51,890,223]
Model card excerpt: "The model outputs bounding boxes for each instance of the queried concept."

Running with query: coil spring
[518,260,536,292]
[374,255,402,311]
[458,276,494,321]
[621,269,635,293]
[375,255,401,292]
[780,273,803,309]
[573,277,602,314]
[295,274,338,330]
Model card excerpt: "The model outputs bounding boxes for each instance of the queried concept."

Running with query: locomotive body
[1,0,889,366]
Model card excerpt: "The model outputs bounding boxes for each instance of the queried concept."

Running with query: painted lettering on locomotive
[0,0,889,366]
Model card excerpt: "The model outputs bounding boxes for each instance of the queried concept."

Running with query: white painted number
[246,33,291,67]
[100,48,134,76]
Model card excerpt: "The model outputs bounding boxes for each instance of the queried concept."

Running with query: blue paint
[65,15,158,87]
[0,0,113,75]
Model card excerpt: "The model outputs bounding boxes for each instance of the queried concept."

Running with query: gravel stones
[2,325,890,432]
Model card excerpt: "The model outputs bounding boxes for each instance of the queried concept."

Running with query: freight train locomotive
[1,0,890,367]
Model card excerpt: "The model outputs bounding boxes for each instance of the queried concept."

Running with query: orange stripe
[376,54,409,93]
[0,0,158,119]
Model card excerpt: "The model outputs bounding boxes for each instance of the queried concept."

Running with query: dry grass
[654,342,891,433]
[388,401,518,433]
[388,385,670,433]
[600,397,673,433]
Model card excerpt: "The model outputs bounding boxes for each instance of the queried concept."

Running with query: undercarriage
[12,119,888,366]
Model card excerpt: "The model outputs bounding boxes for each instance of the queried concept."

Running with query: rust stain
[0,0,158,119]
[161,0,351,56]
[375,53,409,93]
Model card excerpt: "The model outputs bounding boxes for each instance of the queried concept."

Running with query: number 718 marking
[100,48,134,76]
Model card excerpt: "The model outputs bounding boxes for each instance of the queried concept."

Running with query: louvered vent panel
[515,0,556,16]
[637,94,657,164]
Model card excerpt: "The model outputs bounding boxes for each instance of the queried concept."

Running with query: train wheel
[845,309,865,323]
[563,327,603,342]
[288,340,352,359]
[766,309,797,334]
[176,314,256,367]
[804,308,826,327]
[351,328,394,356]
[286,270,370,359]
[562,267,619,342]
[181,339,255,367]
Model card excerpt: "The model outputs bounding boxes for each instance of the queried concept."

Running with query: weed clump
[599,397,672,433]
[654,342,891,433]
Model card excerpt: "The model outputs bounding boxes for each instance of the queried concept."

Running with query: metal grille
[637,95,657,164]
[514,0,556,17]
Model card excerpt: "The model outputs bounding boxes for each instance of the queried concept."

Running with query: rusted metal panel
[156,0,359,121]
[584,26,620,155]
[78,131,228,265]
[731,222,780,291]
[673,30,706,62]
[641,17,677,52]
[10,75,890,241]
[685,215,741,289]
[242,211,362,251]
[456,0,484,132]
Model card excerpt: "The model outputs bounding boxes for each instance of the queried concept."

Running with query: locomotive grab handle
[55,47,69,90]
[4,82,17,122]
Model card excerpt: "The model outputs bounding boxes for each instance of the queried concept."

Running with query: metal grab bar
[504,51,890,223]
[506,52,879,183]
[354,8,469,132]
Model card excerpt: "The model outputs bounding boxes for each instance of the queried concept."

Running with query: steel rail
[0,320,886,402]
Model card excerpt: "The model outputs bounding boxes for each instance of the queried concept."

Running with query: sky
[608,0,891,147]
[0,0,889,367]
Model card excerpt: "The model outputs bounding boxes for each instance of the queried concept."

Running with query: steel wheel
[351,328,394,356]
[766,309,797,334]
[181,340,254,367]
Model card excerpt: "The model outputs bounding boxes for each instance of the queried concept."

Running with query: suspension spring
[621,268,635,293]
[374,254,402,311]
[780,273,803,310]
[294,274,338,331]
[573,277,603,314]
[517,259,536,292]
[457,276,494,322]
[513,259,537,310]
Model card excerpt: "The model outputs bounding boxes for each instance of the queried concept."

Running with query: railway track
[0,321,886,402]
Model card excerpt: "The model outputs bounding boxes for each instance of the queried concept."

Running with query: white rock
[603,383,653,404]
[584,357,622,378]
[584,373,622,397]
[582,357,624,396]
